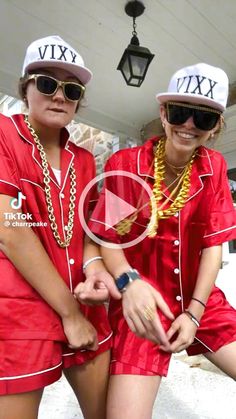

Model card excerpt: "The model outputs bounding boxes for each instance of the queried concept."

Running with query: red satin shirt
[0,113,111,348]
[90,137,236,367]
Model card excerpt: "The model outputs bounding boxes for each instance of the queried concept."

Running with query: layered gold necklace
[24,115,76,248]
[115,137,196,238]
[147,137,196,237]
[164,159,187,176]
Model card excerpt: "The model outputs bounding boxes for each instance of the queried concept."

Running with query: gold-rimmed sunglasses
[27,74,85,102]
[165,101,222,131]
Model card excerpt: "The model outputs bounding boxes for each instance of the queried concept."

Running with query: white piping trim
[137,146,213,181]
[0,361,63,380]
[62,352,75,357]
[186,173,212,203]
[57,193,73,292]
[186,177,204,202]
[62,331,113,356]
[10,116,59,190]
[178,212,184,312]
[0,179,20,190]
[20,178,44,191]
[194,336,214,353]
[204,225,236,238]
[65,245,73,293]
[186,149,214,203]
[58,195,67,239]
[197,147,213,175]
[98,331,113,345]
[64,132,71,150]
[60,148,75,192]
[57,148,75,292]
[137,149,154,179]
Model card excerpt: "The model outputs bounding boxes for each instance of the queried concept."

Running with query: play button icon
[79,170,153,249]
[105,189,137,230]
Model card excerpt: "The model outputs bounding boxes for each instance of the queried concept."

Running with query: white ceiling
[1,0,236,139]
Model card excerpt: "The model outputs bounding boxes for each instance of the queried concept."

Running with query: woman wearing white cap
[76,63,236,418]
[0,35,119,418]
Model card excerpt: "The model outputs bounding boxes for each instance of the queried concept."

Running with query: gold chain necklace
[147,137,196,237]
[24,115,76,248]
[165,159,187,170]
[115,157,155,236]
[163,167,186,192]
[115,168,184,236]
[164,159,187,176]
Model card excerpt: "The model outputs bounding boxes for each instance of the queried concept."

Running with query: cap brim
[156,92,224,112]
[24,61,92,85]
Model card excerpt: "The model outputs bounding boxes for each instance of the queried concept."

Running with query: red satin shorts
[0,336,111,395]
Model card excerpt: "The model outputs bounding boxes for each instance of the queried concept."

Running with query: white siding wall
[216,104,236,168]
[215,107,236,307]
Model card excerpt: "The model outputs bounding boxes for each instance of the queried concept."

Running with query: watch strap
[115,268,141,292]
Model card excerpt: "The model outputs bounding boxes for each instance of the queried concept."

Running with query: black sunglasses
[165,101,221,131]
[27,74,85,102]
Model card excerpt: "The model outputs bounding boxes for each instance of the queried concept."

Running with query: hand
[62,309,98,351]
[74,270,121,305]
[161,312,198,353]
[122,280,174,351]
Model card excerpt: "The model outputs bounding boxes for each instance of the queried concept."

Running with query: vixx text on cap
[177,75,218,99]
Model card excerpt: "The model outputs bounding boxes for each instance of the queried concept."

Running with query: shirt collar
[137,137,157,179]
[10,114,70,147]
[137,136,213,179]
[137,136,214,202]
[10,114,74,189]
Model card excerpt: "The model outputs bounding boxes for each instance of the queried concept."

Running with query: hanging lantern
[117,1,155,87]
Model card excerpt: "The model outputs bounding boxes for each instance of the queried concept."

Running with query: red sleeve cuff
[0,180,20,198]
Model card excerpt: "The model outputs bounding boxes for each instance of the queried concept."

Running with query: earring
[162,121,166,129]
[210,132,214,138]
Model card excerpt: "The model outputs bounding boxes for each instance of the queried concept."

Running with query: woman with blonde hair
[77,63,236,418]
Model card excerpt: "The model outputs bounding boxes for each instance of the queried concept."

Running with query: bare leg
[107,374,162,419]
[0,389,43,419]
[204,341,236,379]
[64,350,110,419]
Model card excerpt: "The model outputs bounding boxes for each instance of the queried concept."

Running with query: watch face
[116,273,129,290]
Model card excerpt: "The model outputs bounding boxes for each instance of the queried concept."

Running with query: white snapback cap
[22,35,92,85]
[156,63,229,111]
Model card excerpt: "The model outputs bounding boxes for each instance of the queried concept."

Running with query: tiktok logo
[10,192,26,209]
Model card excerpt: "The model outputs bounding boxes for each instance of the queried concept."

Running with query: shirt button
[60,193,65,198]
[174,268,179,274]
[176,295,182,301]
[69,258,75,265]
[174,212,179,217]
[174,240,179,246]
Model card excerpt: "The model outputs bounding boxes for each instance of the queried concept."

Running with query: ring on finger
[143,305,155,321]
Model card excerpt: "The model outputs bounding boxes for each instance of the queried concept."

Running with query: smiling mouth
[176,131,196,139]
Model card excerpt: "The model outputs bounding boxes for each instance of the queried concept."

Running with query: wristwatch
[115,269,141,293]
